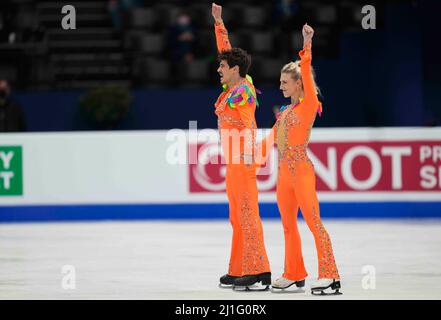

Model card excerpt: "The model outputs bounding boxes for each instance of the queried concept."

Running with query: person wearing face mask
[0,80,26,132]
[169,11,196,64]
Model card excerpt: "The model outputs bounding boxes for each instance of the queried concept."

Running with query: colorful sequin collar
[279,97,322,117]
[223,74,260,109]
[279,97,303,112]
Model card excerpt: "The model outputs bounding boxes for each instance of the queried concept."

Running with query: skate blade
[311,288,343,296]
[271,286,305,294]
[271,283,305,294]
[218,283,234,289]
[233,284,270,292]
[271,279,305,290]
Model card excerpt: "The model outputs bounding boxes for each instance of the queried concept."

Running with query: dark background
[0,0,440,130]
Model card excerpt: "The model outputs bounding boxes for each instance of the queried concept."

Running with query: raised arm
[299,24,319,108]
[212,3,232,52]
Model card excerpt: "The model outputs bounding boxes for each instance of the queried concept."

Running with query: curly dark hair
[217,47,251,78]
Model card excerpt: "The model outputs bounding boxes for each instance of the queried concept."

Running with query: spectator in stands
[0,80,26,132]
[168,11,197,64]
[166,11,198,85]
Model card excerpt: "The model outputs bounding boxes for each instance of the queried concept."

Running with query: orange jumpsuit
[259,44,339,281]
[214,21,270,277]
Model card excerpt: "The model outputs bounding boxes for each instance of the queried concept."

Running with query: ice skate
[271,276,305,292]
[310,278,342,295]
[219,274,239,288]
[232,272,271,291]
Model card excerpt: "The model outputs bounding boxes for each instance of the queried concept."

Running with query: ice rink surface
[1,219,441,300]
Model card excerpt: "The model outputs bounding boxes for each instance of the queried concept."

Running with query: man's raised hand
[212,3,223,23]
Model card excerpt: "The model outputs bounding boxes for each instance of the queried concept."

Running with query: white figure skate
[271,276,305,292]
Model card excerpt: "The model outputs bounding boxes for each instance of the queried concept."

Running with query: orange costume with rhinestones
[259,43,339,281]
[214,21,270,277]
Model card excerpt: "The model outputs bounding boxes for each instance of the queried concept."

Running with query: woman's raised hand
[302,23,314,46]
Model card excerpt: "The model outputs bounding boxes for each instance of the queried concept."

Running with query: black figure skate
[232,272,271,292]
[219,274,239,288]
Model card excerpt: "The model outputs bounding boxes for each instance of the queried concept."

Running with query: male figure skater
[211,3,271,291]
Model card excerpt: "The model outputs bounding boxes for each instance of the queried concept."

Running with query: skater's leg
[277,162,307,281]
[225,166,243,277]
[293,162,340,280]
[236,164,271,276]
[228,198,244,276]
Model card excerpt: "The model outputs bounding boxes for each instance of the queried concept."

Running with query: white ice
[1,219,441,300]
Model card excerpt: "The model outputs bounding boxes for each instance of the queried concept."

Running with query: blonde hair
[281,60,321,96]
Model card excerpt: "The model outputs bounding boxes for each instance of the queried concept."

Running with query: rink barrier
[1,202,441,222]
[1,128,440,222]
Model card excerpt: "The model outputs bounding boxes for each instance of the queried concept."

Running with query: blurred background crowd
[0,0,440,131]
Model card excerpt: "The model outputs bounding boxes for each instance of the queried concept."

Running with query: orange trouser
[225,163,271,276]
[276,160,340,281]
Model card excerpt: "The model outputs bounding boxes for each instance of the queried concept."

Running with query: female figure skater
[258,23,341,295]
[211,3,271,291]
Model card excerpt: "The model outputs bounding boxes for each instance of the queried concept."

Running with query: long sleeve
[236,103,254,129]
[299,43,319,112]
[215,21,232,53]
[236,100,255,161]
